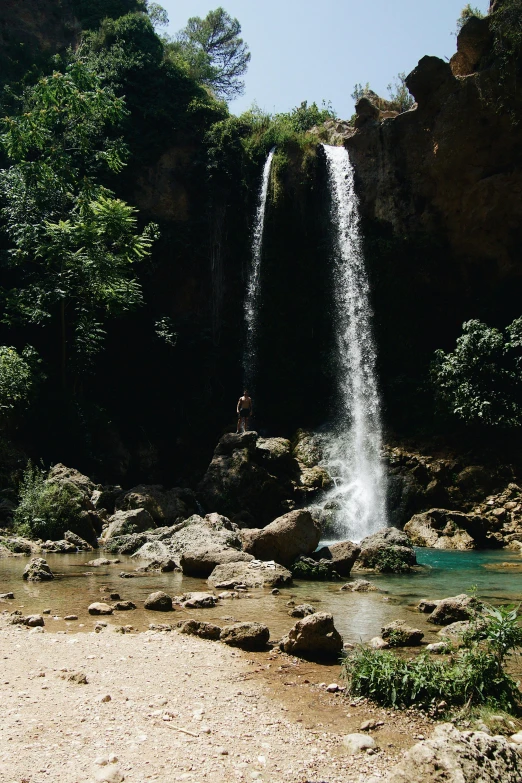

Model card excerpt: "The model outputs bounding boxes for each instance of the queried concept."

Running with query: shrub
[365,547,412,573]
[0,346,40,425]
[342,603,522,712]
[456,4,485,32]
[13,463,85,541]
[431,318,522,427]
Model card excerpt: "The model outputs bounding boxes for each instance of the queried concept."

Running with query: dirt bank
[0,621,434,783]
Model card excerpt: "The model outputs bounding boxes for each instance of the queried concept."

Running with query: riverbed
[1,548,521,644]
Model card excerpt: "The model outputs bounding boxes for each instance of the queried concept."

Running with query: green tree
[456,4,486,32]
[386,72,414,113]
[170,7,251,101]
[431,318,522,427]
[0,59,158,387]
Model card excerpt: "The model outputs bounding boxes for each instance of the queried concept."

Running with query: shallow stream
[1,548,521,644]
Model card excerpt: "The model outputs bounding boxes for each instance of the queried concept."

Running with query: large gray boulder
[208,559,292,589]
[103,508,156,541]
[279,612,343,658]
[354,527,417,573]
[180,548,254,577]
[47,464,99,506]
[220,622,270,651]
[197,432,295,525]
[427,594,481,626]
[241,510,320,567]
[313,540,361,577]
[23,558,54,582]
[404,508,502,550]
[367,723,522,783]
[144,591,173,611]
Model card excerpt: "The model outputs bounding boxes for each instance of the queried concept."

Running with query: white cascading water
[321,144,386,542]
[243,147,275,388]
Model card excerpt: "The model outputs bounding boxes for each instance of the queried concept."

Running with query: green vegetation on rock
[13,462,85,540]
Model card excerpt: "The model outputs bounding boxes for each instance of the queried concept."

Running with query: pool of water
[1,548,521,644]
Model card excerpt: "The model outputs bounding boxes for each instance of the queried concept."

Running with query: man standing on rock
[237,390,253,432]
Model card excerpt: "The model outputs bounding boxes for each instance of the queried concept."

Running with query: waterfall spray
[243,147,275,388]
[321,144,386,542]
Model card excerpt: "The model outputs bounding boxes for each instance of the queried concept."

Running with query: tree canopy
[169,7,251,101]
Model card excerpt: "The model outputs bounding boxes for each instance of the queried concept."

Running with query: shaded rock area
[291,555,341,581]
[180,548,254,578]
[208,560,292,589]
[241,510,320,567]
[220,621,270,651]
[279,612,343,659]
[353,528,417,573]
[22,557,53,581]
[114,484,198,525]
[368,723,522,783]
[102,508,156,541]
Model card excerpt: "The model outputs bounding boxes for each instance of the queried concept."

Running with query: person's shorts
[238,409,251,418]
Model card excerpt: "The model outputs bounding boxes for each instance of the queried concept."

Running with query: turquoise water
[1,548,521,644]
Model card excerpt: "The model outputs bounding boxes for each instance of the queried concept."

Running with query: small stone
[42,608,51,614]
[110,593,121,601]
[64,615,78,621]
[271,588,280,594]
[342,733,377,754]
[29,626,44,634]
[24,615,44,627]
[144,591,173,611]
[326,683,340,692]
[510,732,522,744]
[0,592,14,599]
[217,747,228,755]
[100,694,112,703]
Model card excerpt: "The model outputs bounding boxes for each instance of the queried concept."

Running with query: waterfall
[243,147,275,388]
[321,144,386,542]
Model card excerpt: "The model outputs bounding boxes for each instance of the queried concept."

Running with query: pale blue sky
[159,0,490,118]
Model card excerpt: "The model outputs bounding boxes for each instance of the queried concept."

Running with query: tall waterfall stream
[243,147,275,389]
[320,144,387,542]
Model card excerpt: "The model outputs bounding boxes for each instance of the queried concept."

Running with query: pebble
[326,683,340,692]
[64,615,78,621]
[100,694,112,703]
[42,608,51,614]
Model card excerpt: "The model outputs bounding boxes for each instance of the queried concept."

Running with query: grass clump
[13,462,85,541]
[342,604,522,712]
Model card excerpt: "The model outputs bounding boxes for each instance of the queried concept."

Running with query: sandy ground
[0,621,436,783]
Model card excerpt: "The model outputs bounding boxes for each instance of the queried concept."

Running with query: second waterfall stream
[321,144,387,542]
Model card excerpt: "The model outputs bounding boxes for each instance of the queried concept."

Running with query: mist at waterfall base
[319,145,387,544]
[243,147,275,391]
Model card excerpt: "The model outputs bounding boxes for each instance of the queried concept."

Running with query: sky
[159,0,491,118]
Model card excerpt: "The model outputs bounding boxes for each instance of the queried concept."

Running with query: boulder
[404,508,501,550]
[208,559,292,589]
[437,621,473,641]
[24,614,44,627]
[340,579,380,592]
[47,463,99,504]
[313,540,361,577]
[88,603,113,616]
[115,484,198,524]
[105,533,149,555]
[41,539,77,553]
[354,527,416,573]
[112,601,136,611]
[23,558,54,582]
[450,16,492,77]
[299,466,333,492]
[198,432,294,525]
[180,592,216,609]
[368,723,522,783]
[427,594,481,625]
[288,604,316,618]
[135,557,178,573]
[64,530,93,550]
[255,437,294,469]
[3,536,33,554]
[180,548,254,578]
[279,612,343,658]
[220,622,270,651]
[354,97,380,128]
[292,429,325,468]
[177,619,221,641]
[381,620,424,647]
[86,558,119,567]
[131,540,172,563]
[144,591,173,611]
[103,509,156,541]
[241,510,320,567]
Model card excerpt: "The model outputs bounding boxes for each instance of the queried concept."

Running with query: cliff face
[343,12,522,431]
